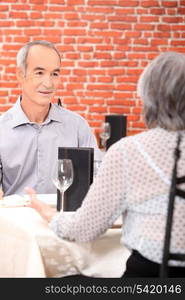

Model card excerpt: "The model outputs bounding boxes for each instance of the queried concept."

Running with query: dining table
[0,194,131,278]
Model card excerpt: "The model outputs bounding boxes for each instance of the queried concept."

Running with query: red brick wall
[0,0,185,137]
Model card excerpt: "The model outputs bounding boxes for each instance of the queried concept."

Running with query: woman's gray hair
[137,51,185,130]
[16,40,61,73]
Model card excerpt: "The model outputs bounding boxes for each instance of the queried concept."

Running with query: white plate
[0,194,28,207]
[34,194,56,206]
[0,194,57,208]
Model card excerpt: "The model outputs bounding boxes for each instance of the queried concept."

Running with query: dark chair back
[160,134,185,277]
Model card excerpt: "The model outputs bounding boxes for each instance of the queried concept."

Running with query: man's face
[17,45,61,107]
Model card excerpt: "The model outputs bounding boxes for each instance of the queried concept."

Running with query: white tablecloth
[0,206,130,278]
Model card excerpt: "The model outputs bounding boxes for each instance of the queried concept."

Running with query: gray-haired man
[0,40,101,195]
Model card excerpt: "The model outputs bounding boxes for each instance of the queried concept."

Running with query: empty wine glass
[99,122,111,150]
[53,159,74,212]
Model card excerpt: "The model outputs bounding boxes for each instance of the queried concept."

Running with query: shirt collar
[10,97,63,128]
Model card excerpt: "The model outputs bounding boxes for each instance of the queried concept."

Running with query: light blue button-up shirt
[0,98,101,195]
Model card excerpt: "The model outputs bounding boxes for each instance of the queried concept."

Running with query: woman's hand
[25,187,57,223]
[0,189,3,200]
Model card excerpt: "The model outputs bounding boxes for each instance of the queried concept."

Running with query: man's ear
[16,67,25,84]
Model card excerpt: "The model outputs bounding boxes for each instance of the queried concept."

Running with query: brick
[0,21,15,27]
[171,40,185,46]
[94,31,122,38]
[67,21,87,27]
[1,0,184,135]
[31,4,47,10]
[150,8,165,14]
[119,1,139,6]
[125,31,141,38]
[81,14,105,21]
[67,0,85,4]
[89,106,107,113]
[107,100,135,106]
[115,92,134,99]
[163,17,183,23]
[77,46,93,52]
[0,5,9,11]
[67,105,86,111]
[43,29,62,35]
[140,16,159,22]
[63,29,86,35]
[88,0,117,5]
[109,107,130,114]
[16,20,35,27]
[0,106,12,112]
[157,24,171,31]
[65,53,80,60]
[94,52,112,59]
[116,84,136,91]
[133,107,143,114]
[85,91,112,98]
[97,77,113,83]
[80,99,104,105]
[24,29,41,35]
[13,36,30,43]
[153,32,171,38]
[141,1,160,7]
[127,115,140,121]
[11,4,30,10]
[0,91,8,96]
[117,76,138,83]
[64,13,79,20]
[3,44,20,50]
[30,12,43,18]
[178,8,185,14]
[9,12,28,18]
[163,1,178,7]
[0,99,7,104]
[111,23,132,30]
[0,13,8,19]
[44,13,62,19]
[78,62,98,68]
[63,97,78,104]
[36,21,55,27]
[132,122,146,128]
[100,61,119,67]
[91,23,109,29]
[69,76,86,82]
[151,39,168,45]
[87,84,114,90]
[50,0,65,3]
[86,6,113,14]
[135,24,155,30]
[73,69,87,76]
[108,69,125,76]
[134,39,149,45]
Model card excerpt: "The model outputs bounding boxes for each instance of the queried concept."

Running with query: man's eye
[52,72,59,77]
[35,71,43,75]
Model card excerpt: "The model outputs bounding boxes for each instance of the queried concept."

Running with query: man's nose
[42,75,53,88]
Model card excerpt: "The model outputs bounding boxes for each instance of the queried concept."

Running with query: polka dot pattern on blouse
[50,127,185,266]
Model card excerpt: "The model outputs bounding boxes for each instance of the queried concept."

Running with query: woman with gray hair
[26,51,185,277]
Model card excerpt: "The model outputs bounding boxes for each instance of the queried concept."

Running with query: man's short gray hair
[16,40,61,72]
[137,51,185,130]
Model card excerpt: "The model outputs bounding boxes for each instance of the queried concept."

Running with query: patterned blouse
[50,127,185,266]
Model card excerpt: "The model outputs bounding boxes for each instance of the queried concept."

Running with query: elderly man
[0,40,100,195]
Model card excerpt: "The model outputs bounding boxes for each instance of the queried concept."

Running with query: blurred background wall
[0,0,185,137]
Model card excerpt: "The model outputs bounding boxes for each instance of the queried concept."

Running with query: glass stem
[101,138,107,150]
[61,190,65,212]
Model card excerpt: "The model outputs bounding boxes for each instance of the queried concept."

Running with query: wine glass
[53,159,74,212]
[99,122,111,151]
